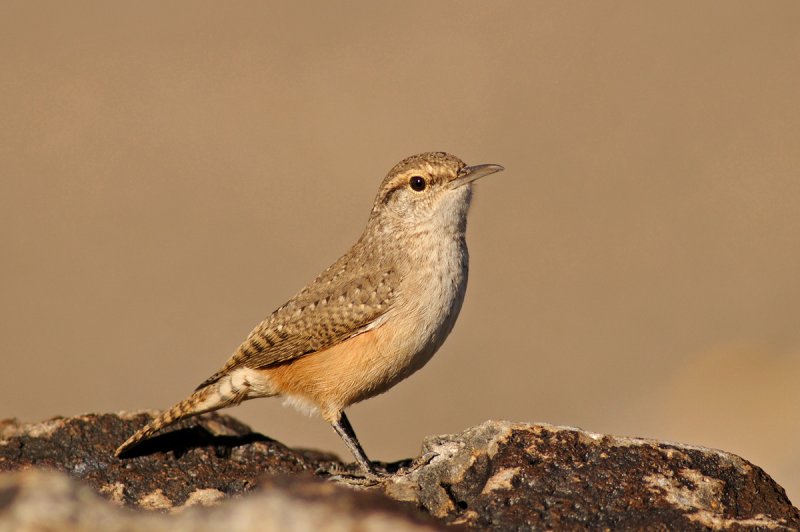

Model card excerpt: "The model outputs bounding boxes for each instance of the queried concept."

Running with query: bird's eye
[409,176,427,191]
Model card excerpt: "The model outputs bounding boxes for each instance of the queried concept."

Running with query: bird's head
[369,152,504,233]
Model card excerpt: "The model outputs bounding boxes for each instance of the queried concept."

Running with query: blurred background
[2,1,799,502]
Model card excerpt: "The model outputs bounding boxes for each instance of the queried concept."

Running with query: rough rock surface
[0,470,441,532]
[385,421,800,530]
[0,413,797,530]
[0,412,339,509]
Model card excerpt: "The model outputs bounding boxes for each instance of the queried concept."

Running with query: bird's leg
[331,411,379,476]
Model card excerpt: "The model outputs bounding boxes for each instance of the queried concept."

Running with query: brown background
[2,1,799,502]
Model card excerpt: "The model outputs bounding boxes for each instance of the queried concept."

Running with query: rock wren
[116,152,504,474]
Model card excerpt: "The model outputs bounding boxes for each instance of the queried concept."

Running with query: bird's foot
[390,451,438,476]
[412,450,438,468]
[316,462,387,485]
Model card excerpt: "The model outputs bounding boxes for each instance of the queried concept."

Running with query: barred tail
[115,380,245,457]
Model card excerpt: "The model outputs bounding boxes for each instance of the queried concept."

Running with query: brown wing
[196,262,398,390]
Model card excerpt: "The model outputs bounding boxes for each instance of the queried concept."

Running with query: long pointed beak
[450,163,505,189]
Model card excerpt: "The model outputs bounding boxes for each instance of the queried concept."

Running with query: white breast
[385,227,469,387]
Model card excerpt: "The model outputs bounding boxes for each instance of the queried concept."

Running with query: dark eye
[409,175,427,191]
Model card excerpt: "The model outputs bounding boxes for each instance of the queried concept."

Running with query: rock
[0,412,339,509]
[0,469,442,532]
[1,413,797,530]
[385,421,800,530]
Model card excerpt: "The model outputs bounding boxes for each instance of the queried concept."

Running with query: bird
[115,152,504,475]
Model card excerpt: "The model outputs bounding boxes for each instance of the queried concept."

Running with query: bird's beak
[450,163,505,189]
